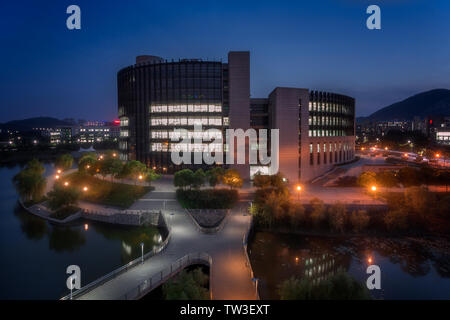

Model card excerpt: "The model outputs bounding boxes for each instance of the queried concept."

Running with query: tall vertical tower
[227,51,251,179]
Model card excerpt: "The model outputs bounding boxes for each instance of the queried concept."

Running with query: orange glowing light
[384,147,388,150]
[55,175,60,180]
[83,186,88,192]
[86,165,90,169]
[84,224,89,231]
[371,186,377,192]
[113,153,117,157]
[368,257,373,264]
[296,186,302,191]
[64,181,69,186]
[138,175,143,180]
[57,169,62,174]
[361,147,365,151]
[163,167,167,171]
[152,166,156,170]
[436,153,441,158]
[295,257,299,262]
[404,153,408,157]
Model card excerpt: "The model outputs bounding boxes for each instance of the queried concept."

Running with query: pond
[0,164,166,300]
[249,231,450,299]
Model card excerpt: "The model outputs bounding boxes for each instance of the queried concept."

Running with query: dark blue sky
[1,0,449,122]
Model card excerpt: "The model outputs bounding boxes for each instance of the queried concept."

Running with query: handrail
[242,217,260,300]
[60,211,172,300]
[120,252,212,300]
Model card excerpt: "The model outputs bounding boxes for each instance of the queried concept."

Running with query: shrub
[222,169,243,189]
[310,198,326,228]
[163,268,209,300]
[286,203,306,228]
[384,209,409,231]
[327,202,347,233]
[350,210,370,232]
[174,169,194,189]
[55,153,74,171]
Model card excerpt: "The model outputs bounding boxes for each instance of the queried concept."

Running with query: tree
[174,169,194,190]
[310,198,326,228]
[350,210,370,232]
[55,153,74,171]
[192,169,206,189]
[376,171,398,188]
[222,169,243,189]
[162,268,209,300]
[145,167,160,185]
[397,167,420,187]
[286,202,306,228]
[78,153,97,175]
[100,158,123,181]
[121,160,147,184]
[206,167,225,188]
[47,185,80,211]
[327,202,347,233]
[13,159,46,203]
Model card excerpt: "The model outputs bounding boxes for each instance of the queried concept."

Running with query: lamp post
[251,278,259,299]
[296,185,302,201]
[141,242,144,263]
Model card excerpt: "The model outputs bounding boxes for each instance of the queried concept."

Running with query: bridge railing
[60,211,172,300]
[120,252,213,300]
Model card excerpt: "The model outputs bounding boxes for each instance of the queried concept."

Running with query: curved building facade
[117,55,229,171]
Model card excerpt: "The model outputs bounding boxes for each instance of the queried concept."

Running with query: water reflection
[14,204,48,240]
[249,232,450,299]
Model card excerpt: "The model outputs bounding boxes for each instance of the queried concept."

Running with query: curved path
[78,185,256,300]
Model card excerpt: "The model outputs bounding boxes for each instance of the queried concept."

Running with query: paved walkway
[77,190,256,300]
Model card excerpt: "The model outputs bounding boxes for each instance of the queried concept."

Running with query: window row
[151,142,223,152]
[151,130,223,140]
[150,117,223,126]
[150,104,222,113]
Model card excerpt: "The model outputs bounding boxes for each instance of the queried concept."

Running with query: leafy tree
[310,198,326,228]
[13,159,46,203]
[55,153,74,171]
[327,202,347,233]
[278,272,371,300]
[286,202,306,228]
[162,268,209,300]
[222,168,243,189]
[47,185,80,211]
[376,171,398,188]
[145,167,160,185]
[206,167,225,188]
[100,158,123,181]
[78,153,97,175]
[384,208,409,231]
[174,169,194,190]
[350,210,370,232]
[191,169,206,189]
[121,160,147,184]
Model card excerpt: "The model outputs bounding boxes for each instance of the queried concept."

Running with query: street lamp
[83,186,88,192]
[57,169,62,174]
[296,185,302,201]
[371,185,377,192]
[64,181,69,187]
[141,242,144,263]
[55,175,60,180]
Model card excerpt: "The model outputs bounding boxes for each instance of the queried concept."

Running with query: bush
[310,198,326,228]
[350,210,370,232]
[384,209,409,231]
[176,189,238,209]
[163,268,209,300]
[286,203,306,228]
[327,202,347,233]
[357,171,377,188]
[278,272,371,300]
[55,153,74,171]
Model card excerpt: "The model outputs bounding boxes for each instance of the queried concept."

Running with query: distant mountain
[0,117,73,131]
[358,89,450,123]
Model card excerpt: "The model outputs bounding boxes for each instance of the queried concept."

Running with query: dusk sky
[1,0,449,122]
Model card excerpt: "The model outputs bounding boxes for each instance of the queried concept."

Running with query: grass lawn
[66,172,153,209]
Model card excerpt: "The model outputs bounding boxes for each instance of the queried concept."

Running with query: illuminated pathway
[76,190,256,300]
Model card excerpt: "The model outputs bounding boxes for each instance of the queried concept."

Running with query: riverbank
[248,230,450,300]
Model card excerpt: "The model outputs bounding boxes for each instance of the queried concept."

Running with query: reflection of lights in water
[122,242,132,255]
[84,224,88,231]
[368,256,373,264]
